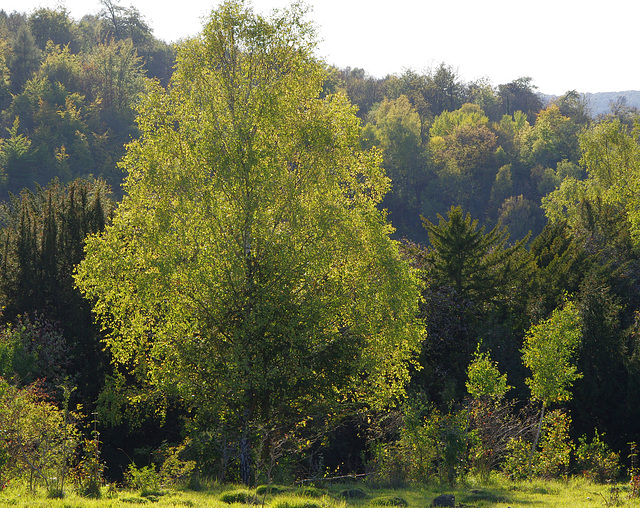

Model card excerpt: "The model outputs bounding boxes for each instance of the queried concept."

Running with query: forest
[1,0,640,498]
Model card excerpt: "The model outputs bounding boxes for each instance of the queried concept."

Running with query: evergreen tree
[8,24,41,92]
[423,205,530,303]
[0,178,113,402]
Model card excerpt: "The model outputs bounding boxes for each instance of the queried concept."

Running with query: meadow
[1,477,640,508]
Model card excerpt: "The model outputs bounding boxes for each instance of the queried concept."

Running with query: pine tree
[423,205,531,303]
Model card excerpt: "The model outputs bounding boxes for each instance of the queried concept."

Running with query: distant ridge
[542,90,640,117]
[583,91,640,116]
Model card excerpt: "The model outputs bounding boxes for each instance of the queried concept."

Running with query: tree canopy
[75,0,422,484]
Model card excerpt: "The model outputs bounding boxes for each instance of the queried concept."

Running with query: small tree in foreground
[521,299,582,478]
[466,344,512,401]
[466,345,521,481]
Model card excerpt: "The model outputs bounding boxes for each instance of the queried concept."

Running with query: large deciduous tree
[498,77,542,120]
[360,95,425,237]
[542,118,640,238]
[75,0,422,484]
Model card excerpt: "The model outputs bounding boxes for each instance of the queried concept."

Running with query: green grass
[2,476,640,507]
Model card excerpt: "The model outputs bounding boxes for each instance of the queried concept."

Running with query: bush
[502,436,531,481]
[73,435,105,498]
[0,314,71,394]
[0,377,79,494]
[368,405,469,487]
[503,409,573,480]
[368,441,408,487]
[156,443,196,487]
[125,463,162,493]
[536,410,573,479]
[576,430,620,482]
[466,398,537,482]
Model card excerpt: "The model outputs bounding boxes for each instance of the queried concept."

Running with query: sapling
[521,299,582,479]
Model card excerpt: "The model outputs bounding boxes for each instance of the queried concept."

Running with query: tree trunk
[528,404,545,479]
[239,412,252,485]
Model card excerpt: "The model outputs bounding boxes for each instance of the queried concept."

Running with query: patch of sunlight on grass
[4,477,640,508]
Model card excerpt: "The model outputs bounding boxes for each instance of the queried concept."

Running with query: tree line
[1,0,640,493]
[0,0,174,197]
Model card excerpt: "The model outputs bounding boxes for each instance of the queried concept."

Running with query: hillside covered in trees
[2,0,640,494]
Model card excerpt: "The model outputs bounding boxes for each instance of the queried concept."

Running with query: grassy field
[1,477,640,507]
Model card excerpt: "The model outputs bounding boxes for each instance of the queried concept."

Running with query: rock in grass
[220,490,259,504]
[464,489,506,503]
[431,494,455,507]
[256,485,289,495]
[339,488,368,499]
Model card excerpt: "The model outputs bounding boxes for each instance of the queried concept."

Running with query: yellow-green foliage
[466,345,512,400]
[503,409,574,481]
[270,493,328,508]
[368,406,469,487]
[576,431,620,483]
[522,300,583,406]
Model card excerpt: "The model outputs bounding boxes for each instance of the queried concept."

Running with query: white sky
[2,0,639,95]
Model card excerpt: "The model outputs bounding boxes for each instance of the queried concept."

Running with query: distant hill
[584,91,640,116]
[541,91,640,117]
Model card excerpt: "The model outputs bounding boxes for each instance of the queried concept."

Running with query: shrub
[0,314,71,394]
[368,441,408,487]
[536,410,573,479]
[503,436,531,480]
[125,463,162,493]
[502,409,573,480]
[73,435,105,498]
[576,430,620,482]
[368,405,469,487]
[0,377,79,494]
[466,398,538,482]
[156,443,196,487]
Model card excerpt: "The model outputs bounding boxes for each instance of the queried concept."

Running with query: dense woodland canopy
[2,0,640,492]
